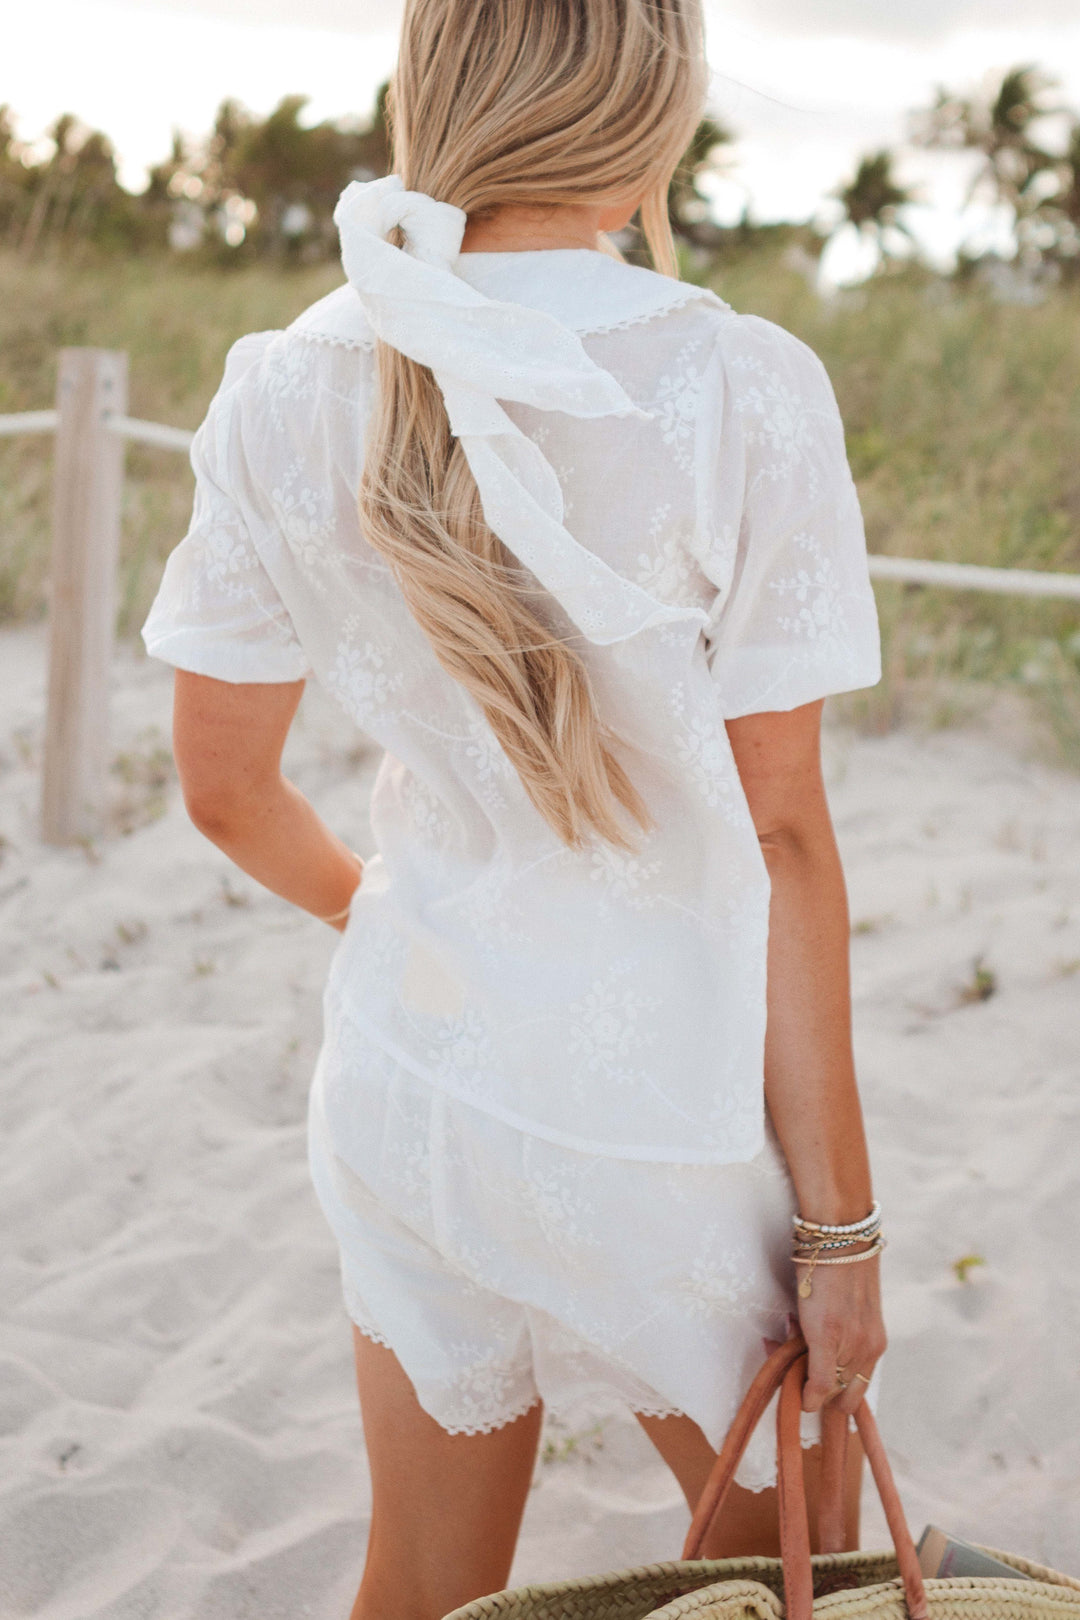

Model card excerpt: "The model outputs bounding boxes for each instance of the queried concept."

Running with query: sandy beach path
[1,624,1077,1618]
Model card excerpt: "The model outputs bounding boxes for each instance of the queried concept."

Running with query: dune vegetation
[3,59,1079,759]
[707,246,1080,759]
[2,239,1078,760]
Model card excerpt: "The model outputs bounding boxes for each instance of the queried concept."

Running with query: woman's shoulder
[208,292,375,405]
[697,300,835,398]
[576,267,833,408]
[204,302,373,434]
[285,283,375,351]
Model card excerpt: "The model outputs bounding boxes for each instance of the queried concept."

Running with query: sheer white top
[142,222,881,1165]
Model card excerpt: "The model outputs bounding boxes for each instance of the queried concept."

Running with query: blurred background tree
[2,64,1079,755]
[1,62,1077,282]
[911,65,1068,272]
[1039,119,1080,279]
[1,108,149,256]
[666,113,736,248]
[0,105,28,243]
[833,150,916,268]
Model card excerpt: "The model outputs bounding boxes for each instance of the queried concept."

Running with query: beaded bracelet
[792,1199,881,1236]
[793,1238,886,1268]
[794,1233,879,1254]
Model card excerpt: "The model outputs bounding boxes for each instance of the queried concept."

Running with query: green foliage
[703,250,1080,762]
[2,239,1078,770]
[2,67,1080,764]
[834,151,915,259]
[912,64,1061,211]
[157,87,392,261]
[0,248,341,624]
[958,955,998,1004]
[911,65,1079,274]
[667,115,736,247]
[0,104,155,256]
[4,60,1079,279]
[952,1254,986,1284]
[3,86,392,265]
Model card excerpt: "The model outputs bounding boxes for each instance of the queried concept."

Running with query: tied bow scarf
[332,174,710,646]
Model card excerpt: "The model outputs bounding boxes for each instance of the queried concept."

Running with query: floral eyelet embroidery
[326,617,405,726]
[650,336,707,473]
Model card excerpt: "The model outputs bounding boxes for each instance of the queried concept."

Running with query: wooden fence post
[41,348,128,845]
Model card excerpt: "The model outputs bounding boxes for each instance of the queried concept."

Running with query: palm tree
[833,150,915,264]
[911,64,1062,255]
[1041,119,1080,279]
[667,114,736,248]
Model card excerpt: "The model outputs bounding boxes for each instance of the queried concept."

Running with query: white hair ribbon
[332,175,709,646]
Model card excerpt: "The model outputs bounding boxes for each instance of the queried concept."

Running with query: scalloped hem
[350,1316,392,1351]
[626,1397,839,1496]
[627,1400,688,1422]
[424,1390,544,1438]
[346,1297,543,1435]
[345,1306,831,1488]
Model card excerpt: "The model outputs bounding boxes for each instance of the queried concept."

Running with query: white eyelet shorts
[306,1014,881,1492]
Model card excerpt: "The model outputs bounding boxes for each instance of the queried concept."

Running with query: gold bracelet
[793,1239,885,1267]
[315,850,364,925]
[793,1230,881,1253]
[794,1236,885,1299]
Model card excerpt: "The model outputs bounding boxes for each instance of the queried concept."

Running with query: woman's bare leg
[349,1327,543,1620]
[635,1408,863,1556]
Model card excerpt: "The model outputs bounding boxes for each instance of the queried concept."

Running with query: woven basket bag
[443,1332,1080,1620]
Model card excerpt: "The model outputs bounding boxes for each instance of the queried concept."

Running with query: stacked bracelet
[791,1200,884,1299]
[792,1201,880,1234]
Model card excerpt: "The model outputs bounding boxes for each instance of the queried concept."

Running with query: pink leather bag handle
[682,1333,928,1620]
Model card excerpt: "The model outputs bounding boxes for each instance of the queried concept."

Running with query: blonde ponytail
[358,0,708,851]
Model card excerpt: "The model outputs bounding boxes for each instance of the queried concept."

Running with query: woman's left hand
[793,1242,886,1417]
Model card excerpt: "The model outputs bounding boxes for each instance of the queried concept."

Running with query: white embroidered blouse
[142,179,882,1167]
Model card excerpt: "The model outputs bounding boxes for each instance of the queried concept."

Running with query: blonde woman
[142,1,888,1614]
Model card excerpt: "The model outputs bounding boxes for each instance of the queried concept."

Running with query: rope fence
[866,553,1080,602]
[1,345,1077,844]
[104,414,195,454]
[0,409,59,437]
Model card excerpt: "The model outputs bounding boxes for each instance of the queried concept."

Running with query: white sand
[1,622,1078,1618]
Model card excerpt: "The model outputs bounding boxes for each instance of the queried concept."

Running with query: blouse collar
[290,247,728,349]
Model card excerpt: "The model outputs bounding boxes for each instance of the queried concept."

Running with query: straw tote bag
[443,1332,1080,1620]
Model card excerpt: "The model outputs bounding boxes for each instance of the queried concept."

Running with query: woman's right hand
[323,849,365,931]
[794,1243,887,1417]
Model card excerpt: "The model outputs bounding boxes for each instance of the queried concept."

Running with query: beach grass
[703,248,1080,763]
[0,248,341,632]
[2,243,1078,762]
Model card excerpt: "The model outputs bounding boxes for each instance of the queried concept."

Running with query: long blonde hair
[359,0,708,852]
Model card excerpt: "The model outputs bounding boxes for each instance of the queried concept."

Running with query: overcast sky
[6,0,1080,280]
[50,0,1080,38]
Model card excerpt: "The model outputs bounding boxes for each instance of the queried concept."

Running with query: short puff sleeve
[694,314,881,717]
[141,333,313,684]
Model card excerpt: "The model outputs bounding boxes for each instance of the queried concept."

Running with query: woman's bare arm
[725,697,886,1414]
[171,669,363,929]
